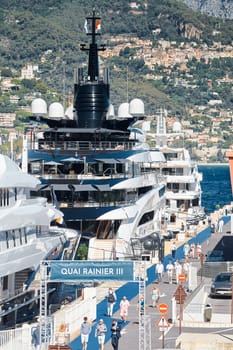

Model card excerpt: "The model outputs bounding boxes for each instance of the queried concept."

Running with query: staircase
[15,268,31,292]
[88,238,115,260]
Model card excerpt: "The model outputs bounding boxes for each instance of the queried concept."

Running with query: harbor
[0,8,233,350]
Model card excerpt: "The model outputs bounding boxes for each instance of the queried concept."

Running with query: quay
[69,207,233,350]
[0,207,233,349]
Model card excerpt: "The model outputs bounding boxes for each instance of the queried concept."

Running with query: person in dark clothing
[110,319,121,350]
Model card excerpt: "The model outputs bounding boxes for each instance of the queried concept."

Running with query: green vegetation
[0,0,232,116]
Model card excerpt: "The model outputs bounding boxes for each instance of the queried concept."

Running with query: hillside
[178,0,233,19]
[0,0,233,114]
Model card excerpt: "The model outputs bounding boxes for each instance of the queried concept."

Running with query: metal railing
[0,327,30,349]
[29,140,135,152]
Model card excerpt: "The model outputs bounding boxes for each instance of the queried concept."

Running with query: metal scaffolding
[39,261,52,349]
[138,261,151,350]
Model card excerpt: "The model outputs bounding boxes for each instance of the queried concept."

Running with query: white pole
[21,134,28,173]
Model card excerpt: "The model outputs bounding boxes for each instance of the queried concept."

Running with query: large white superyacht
[24,11,167,261]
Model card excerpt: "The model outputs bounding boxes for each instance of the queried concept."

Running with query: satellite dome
[129,98,144,115]
[118,103,132,119]
[65,106,74,120]
[31,98,47,115]
[173,121,182,132]
[48,102,64,119]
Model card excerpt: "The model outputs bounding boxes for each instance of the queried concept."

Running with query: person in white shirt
[175,259,182,284]
[166,260,174,284]
[156,261,164,282]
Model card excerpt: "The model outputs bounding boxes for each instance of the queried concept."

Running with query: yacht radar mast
[74,10,110,128]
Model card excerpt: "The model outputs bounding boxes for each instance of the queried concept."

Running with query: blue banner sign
[50,261,135,281]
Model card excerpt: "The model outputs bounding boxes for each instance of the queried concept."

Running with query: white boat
[146,109,204,233]
[0,154,79,307]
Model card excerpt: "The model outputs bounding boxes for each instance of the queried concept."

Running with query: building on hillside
[0,113,16,128]
[21,64,39,79]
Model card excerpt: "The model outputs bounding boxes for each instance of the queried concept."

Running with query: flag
[84,19,88,33]
[95,19,101,32]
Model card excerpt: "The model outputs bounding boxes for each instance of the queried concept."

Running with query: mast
[73,10,110,128]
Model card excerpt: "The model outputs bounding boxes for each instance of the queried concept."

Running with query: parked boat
[24,11,167,261]
[0,154,79,327]
[146,108,205,232]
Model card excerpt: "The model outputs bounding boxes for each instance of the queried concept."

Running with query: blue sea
[199,164,232,214]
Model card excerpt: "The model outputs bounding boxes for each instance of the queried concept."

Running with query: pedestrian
[183,242,190,258]
[196,242,202,259]
[80,316,92,350]
[174,259,182,284]
[31,322,40,350]
[110,319,121,350]
[106,287,117,317]
[218,219,224,232]
[95,319,107,350]
[156,260,164,282]
[171,241,177,260]
[151,285,160,307]
[137,295,145,316]
[119,296,130,322]
[189,242,195,259]
[166,260,174,284]
[183,258,190,281]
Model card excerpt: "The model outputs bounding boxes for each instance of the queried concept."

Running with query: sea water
[199,164,232,214]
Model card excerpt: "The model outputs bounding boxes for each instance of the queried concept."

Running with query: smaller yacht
[146,109,204,231]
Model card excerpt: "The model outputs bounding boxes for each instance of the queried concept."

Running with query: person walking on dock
[156,260,164,282]
[183,242,190,258]
[95,319,107,350]
[151,284,160,307]
[31,322,40,350]
[110,319,121,350]
[190,242,195,259]
[171,241,177,260]
[106,287,117,317]
[166,260,174,284]
[119,296,130,322]
[175,259,182,284]
[80,316,92,350]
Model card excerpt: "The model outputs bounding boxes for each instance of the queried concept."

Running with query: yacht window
[0,188,9,207]
[159,186,166,197]
[2,276,8,291]
[139,211,154,226]
[24,228,27,244]
[19,229,23,245]
[5,231,9,249]
[12,230,16,247]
